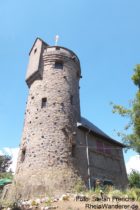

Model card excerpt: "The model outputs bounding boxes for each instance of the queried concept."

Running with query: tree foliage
[132,65,140,88]
[0,155,11,173]
[112,64,140,154]
[0,155,13,179]
[128,170,140,188]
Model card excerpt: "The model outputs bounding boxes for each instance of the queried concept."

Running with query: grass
[0,185,140,209]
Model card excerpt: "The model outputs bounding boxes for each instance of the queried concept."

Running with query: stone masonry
[12,38,82,199]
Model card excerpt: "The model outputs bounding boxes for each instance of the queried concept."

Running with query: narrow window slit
[70,95,73,105]
[21,148,26,162]
[34,48,37,54]
[41,98,47,108]
[56,46,60,50]
[72,145,76,157]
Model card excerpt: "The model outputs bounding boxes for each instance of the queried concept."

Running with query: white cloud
[0,150,4,155]
[0,147,19,173]
[126,155,140,174]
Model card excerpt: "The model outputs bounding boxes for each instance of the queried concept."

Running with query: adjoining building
[10,38,128,199]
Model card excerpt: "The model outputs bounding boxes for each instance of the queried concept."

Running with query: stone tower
[14,38,82,199]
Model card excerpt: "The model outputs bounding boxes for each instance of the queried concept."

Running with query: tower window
[55,61,63,69]
[70,95,73,105]
[41,98,47,108]
[21,148,26,162]
[72,145,76,157]
[96,141,104,153]
[56,46,60,50]
[104,143,111,155]
[34,48,37,54]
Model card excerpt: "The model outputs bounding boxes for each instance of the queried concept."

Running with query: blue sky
[0,0,140,165]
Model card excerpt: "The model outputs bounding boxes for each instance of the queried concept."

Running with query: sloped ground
[43,199,140,210]
[1,193,140,210]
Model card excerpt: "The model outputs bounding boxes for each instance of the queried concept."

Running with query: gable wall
[75,129,128,188]
[26,39,43,85]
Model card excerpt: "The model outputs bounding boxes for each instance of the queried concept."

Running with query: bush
[10,202,21,210]
[0,171,13,179]
[74,179,86,193]
[128,170,140,188]
[0,200,21,210]
[0,155,12,173]
[108,189,124,198]
[126,188,140,201]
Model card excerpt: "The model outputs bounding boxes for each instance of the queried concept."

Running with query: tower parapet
[26,38,81,87]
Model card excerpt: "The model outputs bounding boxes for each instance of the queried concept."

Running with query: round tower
[13,38,82,199]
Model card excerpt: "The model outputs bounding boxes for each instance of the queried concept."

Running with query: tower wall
[13,40,82,199]
[26,38,43,82]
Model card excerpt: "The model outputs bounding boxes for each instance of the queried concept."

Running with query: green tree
[0,155,11,172]
[128,170,140,188]
[112,64,140,154]
[0,155,13,179]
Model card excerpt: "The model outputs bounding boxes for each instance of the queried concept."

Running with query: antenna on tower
[54,35,59,46]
